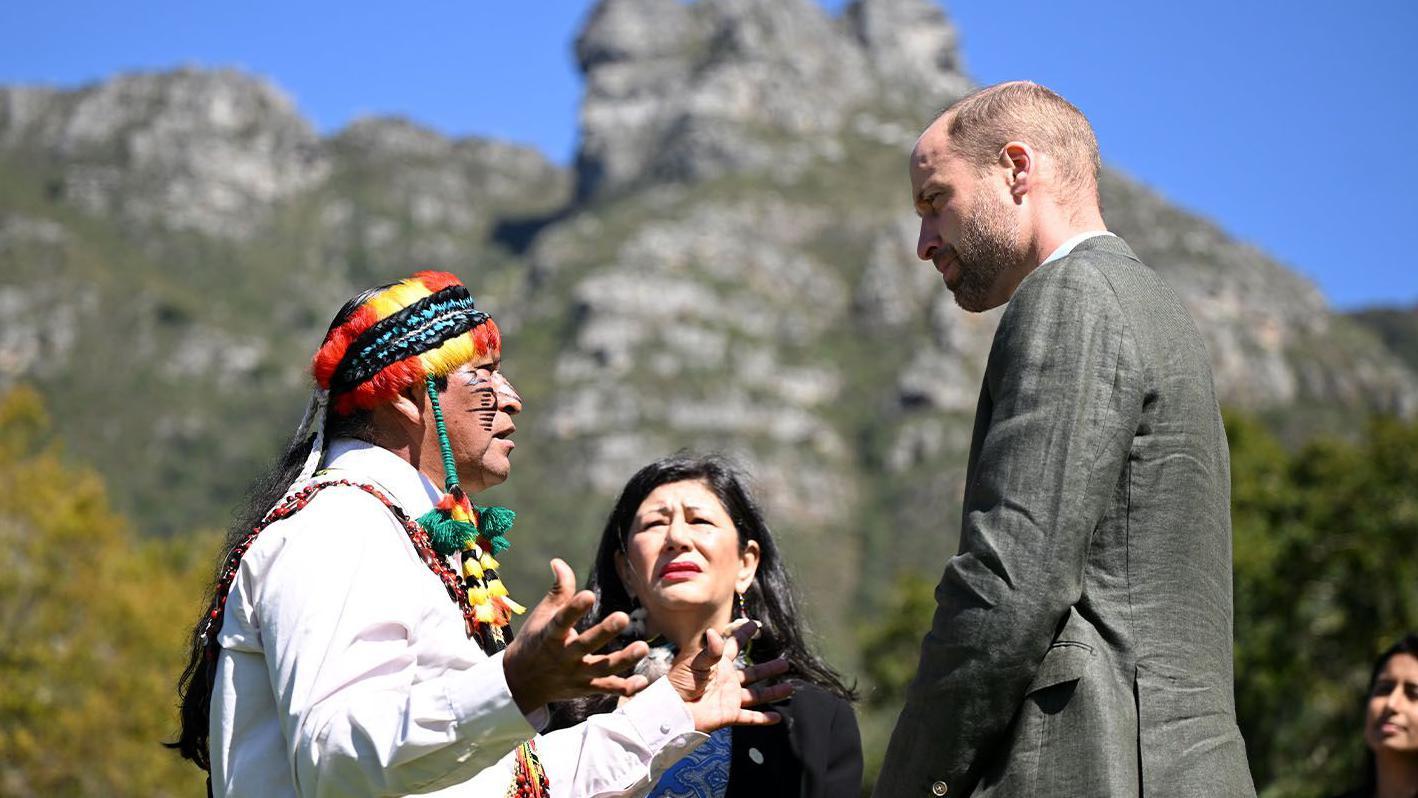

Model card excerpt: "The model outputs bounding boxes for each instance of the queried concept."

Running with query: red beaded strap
[507,740,549,798]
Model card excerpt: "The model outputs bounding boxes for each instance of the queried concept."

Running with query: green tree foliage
[859,571,938,712]
[1231,414,1418,797]
[0,386,212,796]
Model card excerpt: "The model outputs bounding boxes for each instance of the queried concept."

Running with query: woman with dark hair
[554,454,862,798]
[1334,633,1418,798]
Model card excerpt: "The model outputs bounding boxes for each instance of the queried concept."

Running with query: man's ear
[999,141,1034,201]
[387,383,425,427]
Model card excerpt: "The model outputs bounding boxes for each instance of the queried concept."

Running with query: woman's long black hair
[555,453,856,727]
[166,285,392,771]
[1353,632,1418,796]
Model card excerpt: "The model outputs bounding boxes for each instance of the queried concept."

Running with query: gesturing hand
[502,559,651,714]
[668,621,795,733]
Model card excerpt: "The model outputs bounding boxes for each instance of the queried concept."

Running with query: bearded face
[948,187,1026,312]
[912,126,1030,313]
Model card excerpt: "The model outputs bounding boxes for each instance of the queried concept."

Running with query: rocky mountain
[0,67,569,536]
[0,68,326,239]
[2,0,1414,664]
[1349,303,1418,375]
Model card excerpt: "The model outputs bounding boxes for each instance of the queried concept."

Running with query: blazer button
[930,782,948,796]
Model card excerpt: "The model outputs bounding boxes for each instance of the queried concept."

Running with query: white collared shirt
[209,438,703,797]
[1040,230,1116,267]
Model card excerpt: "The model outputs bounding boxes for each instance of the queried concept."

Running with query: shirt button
[748,747,764,764]
[659,722,672,735]
[931,782,948,796]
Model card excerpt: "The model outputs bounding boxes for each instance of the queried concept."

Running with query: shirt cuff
[621,678,708,772]
[620,678,694,744]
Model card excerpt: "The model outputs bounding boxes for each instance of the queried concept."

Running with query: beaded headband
[313,270,501,416]
[288,271,501,486]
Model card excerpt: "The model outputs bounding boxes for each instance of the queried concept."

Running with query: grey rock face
[576,0,904,199]
[0,280,95,385]
[0,86,60,149]
[534,196,852,523]
[321,116,569,268]
[573,0,978,202]
[333,116,565,208]
[843,0,974,108]
[2,69,327,238]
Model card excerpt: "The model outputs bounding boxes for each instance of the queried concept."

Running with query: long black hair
[556,454,856,726]
[166,284,392,771]
[1353,632,1418,796]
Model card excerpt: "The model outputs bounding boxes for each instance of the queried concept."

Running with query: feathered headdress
[292,270,523,636]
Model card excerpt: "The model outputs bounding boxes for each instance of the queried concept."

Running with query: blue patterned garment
[647,727,732,798]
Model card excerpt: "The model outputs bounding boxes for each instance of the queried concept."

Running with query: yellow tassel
[468,587,489,604]
[480,553,499,570]
[462,557,483,579]
[502,597,527,615]
[488,579,508,597]
[475,603,496,624]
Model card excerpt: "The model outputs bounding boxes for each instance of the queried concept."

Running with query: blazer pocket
[1026,641,1094,694]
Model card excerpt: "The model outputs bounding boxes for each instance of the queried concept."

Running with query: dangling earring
[733,589,757,664]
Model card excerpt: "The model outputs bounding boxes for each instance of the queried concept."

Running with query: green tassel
[417,508,479,558]
[475,505,516,554]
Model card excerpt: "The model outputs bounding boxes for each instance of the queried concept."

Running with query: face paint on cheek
[459,370,500,432]
[470,389,497,431]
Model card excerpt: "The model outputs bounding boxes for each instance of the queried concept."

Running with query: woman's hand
[668,621,794,733]
[502,559,651,714]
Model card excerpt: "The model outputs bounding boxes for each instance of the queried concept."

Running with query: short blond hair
[938,81,1101,205]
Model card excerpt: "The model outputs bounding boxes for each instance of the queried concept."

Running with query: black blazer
[727,683,862,798]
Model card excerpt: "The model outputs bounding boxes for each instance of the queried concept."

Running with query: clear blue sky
[3,1,1415,309]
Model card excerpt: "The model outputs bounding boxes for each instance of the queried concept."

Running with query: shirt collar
[1040,230,1115,267]
[322,437,444,519]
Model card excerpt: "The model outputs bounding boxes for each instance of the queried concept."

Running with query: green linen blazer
[875,236,1256,798]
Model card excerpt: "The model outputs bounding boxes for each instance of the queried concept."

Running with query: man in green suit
[875,82,1256,797]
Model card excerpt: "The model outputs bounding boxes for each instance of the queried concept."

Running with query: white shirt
[1040,230,1115,267]
[209,438,704,797]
